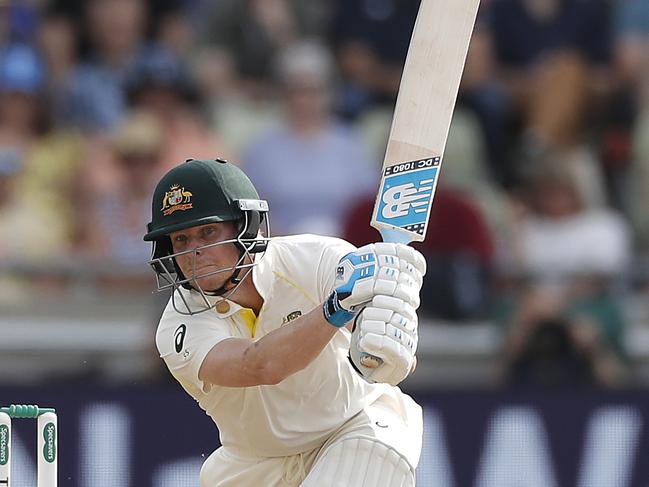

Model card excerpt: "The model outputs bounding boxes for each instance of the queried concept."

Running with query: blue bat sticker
[375,157,440,237]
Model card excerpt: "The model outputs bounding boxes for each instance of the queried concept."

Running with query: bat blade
[370,0,481,244]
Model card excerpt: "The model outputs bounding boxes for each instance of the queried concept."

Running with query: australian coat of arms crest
[161,185,193,216]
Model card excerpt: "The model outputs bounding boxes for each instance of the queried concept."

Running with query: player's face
[169,222,241,291]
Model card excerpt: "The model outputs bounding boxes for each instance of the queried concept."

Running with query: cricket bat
[362,0,481,368]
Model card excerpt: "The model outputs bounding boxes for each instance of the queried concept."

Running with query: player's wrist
[323,291,356,328]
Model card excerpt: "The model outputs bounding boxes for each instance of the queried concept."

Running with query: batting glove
[349,295,418,385]
[323,243,426,327]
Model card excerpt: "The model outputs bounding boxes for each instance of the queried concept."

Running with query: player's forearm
[243,305,339,384]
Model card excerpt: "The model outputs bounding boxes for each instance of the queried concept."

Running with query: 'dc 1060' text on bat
[384,157,441,176]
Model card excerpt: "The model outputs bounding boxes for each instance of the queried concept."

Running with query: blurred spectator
[0,43,85,261]
[629,106,649,249]
[507,318,600,387]
[193,45,281,158]
[197,0,330,97]
[152,1,194,59]
[326,0,430,195]
[243,41,377,237]
[619,0,649,247]
[593,0,649,212]
[468,0,613,187]
[0,1,9,46]
[495,158,631,387]
[500,285,628,388]
[507,159,630,286]
[64,0,149,131]
[615,0,649,101]
[0,148,63,260]
[78,110,165,265]
[329,0,419,119]
[37,8,78,126]
[343,186,495,321]
[0,1,39,44]
[124,47,228,170]
[0,43,44,139]
[437,107,512,241]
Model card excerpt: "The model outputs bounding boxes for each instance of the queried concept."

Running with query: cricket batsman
[144,158,425,486]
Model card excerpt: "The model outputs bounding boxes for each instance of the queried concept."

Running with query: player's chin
[192,274,228,292]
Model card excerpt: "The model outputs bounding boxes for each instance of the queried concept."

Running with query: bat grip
[379,228,414,245]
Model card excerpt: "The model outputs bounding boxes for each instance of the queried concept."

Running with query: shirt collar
[183,287,243,318]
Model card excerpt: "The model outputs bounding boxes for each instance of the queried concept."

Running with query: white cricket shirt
[156,234,399,457]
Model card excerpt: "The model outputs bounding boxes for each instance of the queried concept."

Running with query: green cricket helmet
[144,158,270,313]
[144,158,267,241]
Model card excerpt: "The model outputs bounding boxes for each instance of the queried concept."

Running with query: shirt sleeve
[156,308,232,395]
[315,237,357,303]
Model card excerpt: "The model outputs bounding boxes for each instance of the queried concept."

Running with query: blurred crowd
[0,0,648,387]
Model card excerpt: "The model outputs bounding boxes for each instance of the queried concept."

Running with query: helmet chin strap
[200,245,247,297]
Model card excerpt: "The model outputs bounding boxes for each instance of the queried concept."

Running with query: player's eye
[174,235,188,245]
[202,226,218,239]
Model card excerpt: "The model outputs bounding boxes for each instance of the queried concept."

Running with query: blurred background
[1,0,649,485]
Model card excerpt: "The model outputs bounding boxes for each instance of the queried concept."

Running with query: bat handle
[360,227,415,369]
[378,227,414,246]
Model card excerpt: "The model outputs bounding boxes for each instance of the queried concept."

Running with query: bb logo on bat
[381,180,433,219]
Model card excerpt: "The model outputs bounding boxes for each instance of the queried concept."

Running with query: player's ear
[151,237,179,277]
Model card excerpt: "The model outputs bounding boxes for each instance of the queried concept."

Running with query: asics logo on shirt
[174,324,187,353]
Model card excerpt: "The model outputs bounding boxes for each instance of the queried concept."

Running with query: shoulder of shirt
[256,234,356,286]
[155,291,219,353]
[266,234,356,258]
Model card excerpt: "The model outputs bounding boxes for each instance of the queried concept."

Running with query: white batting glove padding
[349,295,419,386]
[374,242,427,284]
[334,243,426,312]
